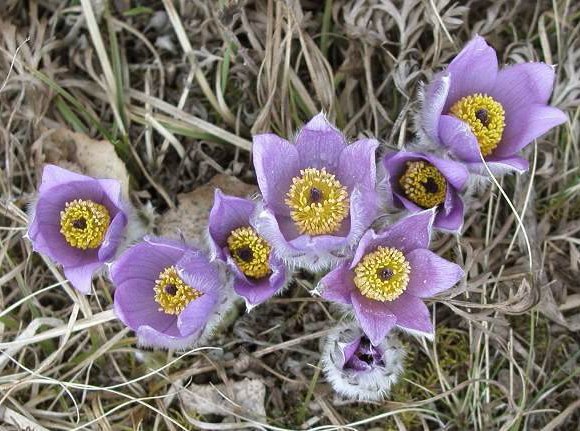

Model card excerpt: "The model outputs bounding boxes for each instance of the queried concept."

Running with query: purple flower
[112,236,227,349]
[322,324,405,400]
[319,210,464,345]
[419,36,567,174]
[382,151,469,232]
[252,113,379,270]
[27,164,129,294]
[207,190,289,308]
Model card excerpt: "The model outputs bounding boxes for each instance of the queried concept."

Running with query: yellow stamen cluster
[60,199,111,249]
[227,226,272,279]
[285,168,349,235]
[399,161,447,209]
[354,246,411,302]
[449,93,506,156]
[153,266,202,315]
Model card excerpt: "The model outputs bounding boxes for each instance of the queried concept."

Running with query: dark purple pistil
[237,247,253,262]
[164,284,177,295]
[423,177,439,194]
[356,351,374,365]
[359,336,371,348]
[378,267,394,281]
[309,187,323,203]
[72,218,87,229]
[475,108,490,127]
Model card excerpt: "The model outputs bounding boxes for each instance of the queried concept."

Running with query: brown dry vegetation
[0,0,579,430]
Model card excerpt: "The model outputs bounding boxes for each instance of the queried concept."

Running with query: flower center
[59,199,111,249]
[449,93,506,156]
[353,246,411,302]
[153,266,202,315]
[399,160,447,208]
[227,226,271,279]
[355,336,374,364]
[285,167,349,235]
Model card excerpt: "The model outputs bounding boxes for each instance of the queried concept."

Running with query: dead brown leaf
[157,173,258,244]
[31,128,130,198]
[179,378,266,418]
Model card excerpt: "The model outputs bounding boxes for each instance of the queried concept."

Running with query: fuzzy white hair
[321,324,406,401]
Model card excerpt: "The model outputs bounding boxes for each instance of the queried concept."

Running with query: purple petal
[378,209,435,254]
[38,164,93,194]
[64,261,102,294]
[382,151,408,184]
[406,249,464,297]
[350,229,380,269]
[175,250,221,295]
[395,193,424,214]
[233,276,276,306]
[434,191,464,232]
[177,293,219,337]
[290,233,347,254]
[294,113,347,171]
[231,255,287,306]
[253,133,299,214]
[420,71,450,143]
[336,139,378,191]
[208,190,255,254]
[439,115,481,162]
[97,179,125,211]
[444,36,498,110]
[113,278,177,334]
[136,325,202,349]
[387,294,433,336]
[341,338,361,366]
[490,63,556,113]
[469,154,529,174]
[495,105,567,157]
[252,207,302,259]
[98,212,128,261]
[111,236,188,286]
[344,187,379,247]
[320,263,356,304]
[426,155,470,191]
[351,210,435,268]
[351,291,397,346]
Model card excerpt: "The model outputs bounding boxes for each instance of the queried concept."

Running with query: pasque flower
[322,324,405,400]
[419,36,566,173]
[320,210,464,345]
[112,236,227,349]
[208,190,288,307]
[252,113,379,270]
[27,164,129,294]
[382,151,469,232]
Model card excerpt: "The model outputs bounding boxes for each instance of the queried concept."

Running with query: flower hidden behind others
[27,164,129,294]
[112,236,227,349]
[320,209,464,345]
[207,190,289,308]
[382,151,469,232]
[252,113,380,270]
[419,35,567,174]
[322,324,405,401]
